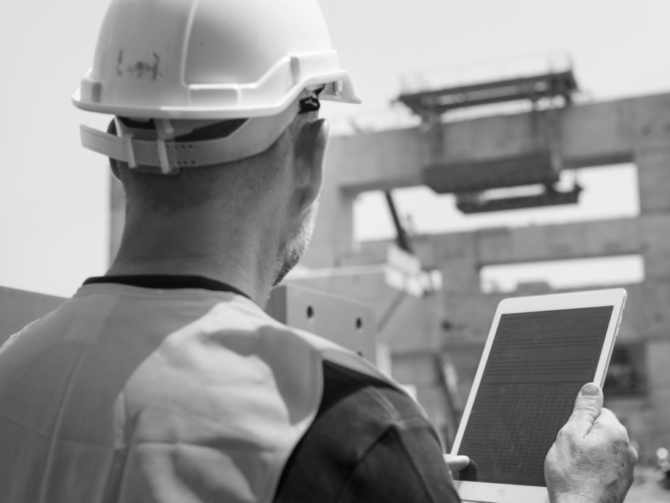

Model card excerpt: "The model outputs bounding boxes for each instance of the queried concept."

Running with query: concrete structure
[297,91,670,458]
[109,91,670,458]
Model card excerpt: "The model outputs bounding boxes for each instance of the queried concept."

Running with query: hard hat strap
[154,119,176,174]
[114,117,138,169]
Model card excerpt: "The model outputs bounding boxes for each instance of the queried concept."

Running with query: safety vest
[0,283,408,503]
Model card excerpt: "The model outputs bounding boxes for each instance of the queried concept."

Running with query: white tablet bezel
[451,288,627,503]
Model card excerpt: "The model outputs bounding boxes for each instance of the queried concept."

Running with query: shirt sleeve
[337,418,461,503]
[274,360,461,503]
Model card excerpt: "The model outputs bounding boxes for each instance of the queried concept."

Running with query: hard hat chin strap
[81,100,300,175]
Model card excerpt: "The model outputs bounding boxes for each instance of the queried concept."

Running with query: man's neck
[107,211,282,307]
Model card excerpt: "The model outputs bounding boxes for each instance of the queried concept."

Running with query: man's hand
[545,383,637,503]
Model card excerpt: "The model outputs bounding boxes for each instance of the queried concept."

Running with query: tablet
[451,288,627,503]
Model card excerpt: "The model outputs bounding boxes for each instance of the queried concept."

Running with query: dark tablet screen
[457,306,613,487]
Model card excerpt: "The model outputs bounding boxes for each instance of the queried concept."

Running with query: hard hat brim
[73,68,361,120]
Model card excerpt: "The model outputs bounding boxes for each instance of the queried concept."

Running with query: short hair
[109,116,305,215]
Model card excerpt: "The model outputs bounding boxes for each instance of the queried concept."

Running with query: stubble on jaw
[272,202,318,287]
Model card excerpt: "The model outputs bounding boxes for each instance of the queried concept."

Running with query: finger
[566,383,603,436]
[592,407,622,427]
[592,408,631,441]
[444,454,470,472]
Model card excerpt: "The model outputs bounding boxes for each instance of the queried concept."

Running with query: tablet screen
[457,306,613,486]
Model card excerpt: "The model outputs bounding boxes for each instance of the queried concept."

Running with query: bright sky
[1,0,669,297]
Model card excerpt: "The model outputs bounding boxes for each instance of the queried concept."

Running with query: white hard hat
[73,0,361,174]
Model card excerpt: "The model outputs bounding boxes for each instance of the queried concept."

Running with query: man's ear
[293,118,329,211]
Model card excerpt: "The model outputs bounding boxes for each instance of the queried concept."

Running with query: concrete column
[433,233,480,293]
[634,147,670,214]
[641,214,670,285]
[633,147,670,452]
[645,340,670,450]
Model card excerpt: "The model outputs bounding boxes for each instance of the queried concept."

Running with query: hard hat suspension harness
[83,88,324,176]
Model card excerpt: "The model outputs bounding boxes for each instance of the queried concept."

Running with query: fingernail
[581,383,599,396]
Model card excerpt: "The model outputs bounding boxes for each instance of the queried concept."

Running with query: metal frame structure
[397,70,578,116]
[397,69,582,212]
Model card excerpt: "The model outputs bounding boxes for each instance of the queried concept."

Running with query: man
[0,0,636,502]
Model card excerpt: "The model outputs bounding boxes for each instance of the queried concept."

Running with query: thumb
[567,383,603,435]
[444,454,470,472]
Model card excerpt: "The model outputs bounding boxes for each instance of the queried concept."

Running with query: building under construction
[107,67,670,460]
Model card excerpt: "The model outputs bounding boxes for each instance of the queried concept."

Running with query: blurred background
[2,0,670,499]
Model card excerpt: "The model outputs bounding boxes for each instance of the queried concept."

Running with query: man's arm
[545,383,637,503]
[336,420,461,503]
[275,360,460,503]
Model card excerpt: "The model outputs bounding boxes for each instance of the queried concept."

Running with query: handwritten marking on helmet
[116,50,162,81]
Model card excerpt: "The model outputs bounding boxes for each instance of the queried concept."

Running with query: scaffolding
[396,66,582,213]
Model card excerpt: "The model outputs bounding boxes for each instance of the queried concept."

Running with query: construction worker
[0,0,636,502]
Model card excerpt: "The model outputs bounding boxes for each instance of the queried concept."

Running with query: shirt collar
[83,275,252,301]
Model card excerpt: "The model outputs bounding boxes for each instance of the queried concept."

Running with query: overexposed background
[1,0,669,296]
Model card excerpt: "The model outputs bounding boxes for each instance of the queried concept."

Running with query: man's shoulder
[319,359,429,430]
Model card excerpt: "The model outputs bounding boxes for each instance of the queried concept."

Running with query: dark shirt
[276,360,460,503]
[85,276,461,503]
